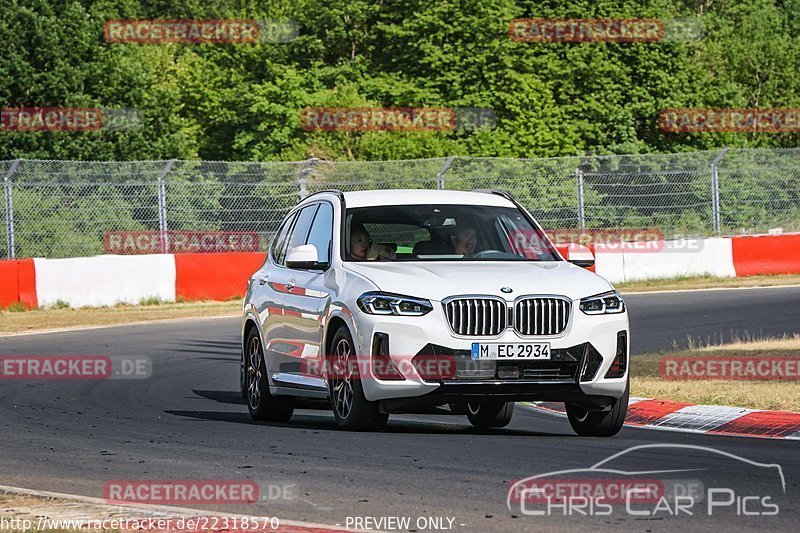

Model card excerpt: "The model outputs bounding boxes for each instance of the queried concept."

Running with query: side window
[285,204,319,254]
[306,203,333,263]
[271,212,297,265]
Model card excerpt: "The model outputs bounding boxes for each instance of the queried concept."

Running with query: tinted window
[285,204,319,254]
[344,204,559,262]
[271,212,297,265]
[306,202,333,263]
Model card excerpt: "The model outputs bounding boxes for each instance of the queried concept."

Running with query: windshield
[344,204,560,262]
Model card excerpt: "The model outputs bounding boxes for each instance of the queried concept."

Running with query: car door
[280,201,334,388]
[269,203,322,384]
[249,211,297,378]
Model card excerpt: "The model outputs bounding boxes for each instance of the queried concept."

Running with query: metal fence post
[3,159,21,259]
[576,167,586,232]
[157,159,176,254]
[297,157,320,201]
[710,148,729,235]
[437,156,456,190]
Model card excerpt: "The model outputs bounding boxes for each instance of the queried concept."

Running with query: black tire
[245,328,294,422]
[566,380,629,437]
[449,402,468,415]
[466,400,515,430]
[327,325,389,431]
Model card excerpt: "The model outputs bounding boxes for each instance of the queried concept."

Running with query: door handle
[258,276,269,286]
[286,280,296,291]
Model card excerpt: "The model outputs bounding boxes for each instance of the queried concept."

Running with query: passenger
[349,222,396,260]
[450,224,478,258]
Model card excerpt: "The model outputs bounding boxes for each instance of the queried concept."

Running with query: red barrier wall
[731,234,800,276]
[0,258,38,308]
[174,252,266,301]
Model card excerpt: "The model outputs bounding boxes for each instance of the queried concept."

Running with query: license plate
[471,342,551,360]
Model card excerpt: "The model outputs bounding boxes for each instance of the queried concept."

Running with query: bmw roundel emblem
[501,287,513,294]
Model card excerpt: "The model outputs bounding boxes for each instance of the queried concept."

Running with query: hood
[342,261,613,302]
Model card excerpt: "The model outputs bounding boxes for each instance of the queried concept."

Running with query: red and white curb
[526,398,800,440]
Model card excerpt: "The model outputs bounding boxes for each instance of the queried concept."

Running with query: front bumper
[350,298,629,403]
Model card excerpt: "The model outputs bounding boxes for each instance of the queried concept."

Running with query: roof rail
[471,189,516,202]
[302,189,345,202]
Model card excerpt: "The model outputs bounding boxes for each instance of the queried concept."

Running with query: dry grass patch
[0,493,101,533]
[632,335,800,411]
[0,300,241,335]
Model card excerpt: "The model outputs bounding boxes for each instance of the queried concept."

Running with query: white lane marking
[522,397,650,414]
[651,404,753,431]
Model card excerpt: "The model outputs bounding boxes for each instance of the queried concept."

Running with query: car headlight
[579,290,625,315]
[357,292,433,316]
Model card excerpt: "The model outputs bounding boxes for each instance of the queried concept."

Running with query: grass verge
[0,493,109,533]
[632,336,800,411]
[0,300,241,335]
[617,273,800,293]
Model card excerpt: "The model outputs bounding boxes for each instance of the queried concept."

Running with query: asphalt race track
[1,286,798,531]
[626,285,800,353]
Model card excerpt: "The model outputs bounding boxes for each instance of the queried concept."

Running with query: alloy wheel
[331,338,355,420]
[247,335,262,410]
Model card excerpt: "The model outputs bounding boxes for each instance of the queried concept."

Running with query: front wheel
[245,329,294,422]
[565,380,629,437]
[327,325,388,431]
[466,400,514,430]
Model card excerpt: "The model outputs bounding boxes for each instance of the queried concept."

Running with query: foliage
[1,0,799,161]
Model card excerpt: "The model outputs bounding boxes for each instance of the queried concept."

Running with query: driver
[450,224,478,258]
[349,222,396,261]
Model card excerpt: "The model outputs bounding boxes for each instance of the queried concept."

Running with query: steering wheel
[470,249,506,259]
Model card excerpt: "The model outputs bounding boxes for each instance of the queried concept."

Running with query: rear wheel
[466,400,514,430]
[328,325,388,431]
[565,380,629,437]
[245,329,294,422]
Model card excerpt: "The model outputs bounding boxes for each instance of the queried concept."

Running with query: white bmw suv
[241,189,630,436]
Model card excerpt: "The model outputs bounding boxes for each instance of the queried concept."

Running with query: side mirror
[285,244,328,270]
[566,243,595,269]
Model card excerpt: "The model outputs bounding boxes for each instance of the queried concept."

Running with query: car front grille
[444,298,506,336]
[514,297,571,336]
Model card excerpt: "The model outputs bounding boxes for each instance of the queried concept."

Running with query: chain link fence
[2,148,798,259]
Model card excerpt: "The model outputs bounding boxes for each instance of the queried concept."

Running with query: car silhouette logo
[501,287,513,293]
